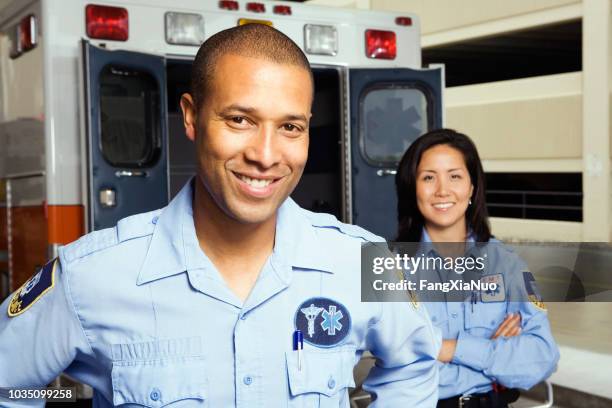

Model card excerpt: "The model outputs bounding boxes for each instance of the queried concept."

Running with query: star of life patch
[294,297,351,348]
[523,271,546,310]
[8,258,57,317]
[481,273,506,302]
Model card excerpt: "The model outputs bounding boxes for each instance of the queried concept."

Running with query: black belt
[437,389,520,408]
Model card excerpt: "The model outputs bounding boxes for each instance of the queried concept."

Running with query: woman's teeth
[237,174,273,188]
[433,203,454,209]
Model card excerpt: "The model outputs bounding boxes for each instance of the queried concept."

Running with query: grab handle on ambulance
[115,170,148,178]
[376,169,397,177]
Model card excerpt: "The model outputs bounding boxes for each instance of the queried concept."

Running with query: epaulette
[61,209,161,264]
[116,209,162,243]
[61,227,119,264]
[303,209,384,243]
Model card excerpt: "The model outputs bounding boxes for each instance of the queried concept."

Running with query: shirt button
[243,375,253,385]
[151,216,159,225]
[451,312,458,318]
[327,377,336,389]
[150,388,161,401]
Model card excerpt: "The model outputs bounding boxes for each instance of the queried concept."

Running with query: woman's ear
[180,93,197,142]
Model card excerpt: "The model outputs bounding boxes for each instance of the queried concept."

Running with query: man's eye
[283,123,300,132]
[232,117,246,124]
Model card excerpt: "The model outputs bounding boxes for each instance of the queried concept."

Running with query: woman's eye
[422,175,433,181]
[451,174,462,179]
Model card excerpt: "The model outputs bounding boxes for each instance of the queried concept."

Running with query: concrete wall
[446,72,582,161]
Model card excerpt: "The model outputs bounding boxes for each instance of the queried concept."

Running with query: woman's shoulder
[482,237,528,271]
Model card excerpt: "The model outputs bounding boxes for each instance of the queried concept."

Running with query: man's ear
[180,93,197,142]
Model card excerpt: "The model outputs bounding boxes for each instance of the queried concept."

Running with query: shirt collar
[137,179,334,285]
[420,227,478,256]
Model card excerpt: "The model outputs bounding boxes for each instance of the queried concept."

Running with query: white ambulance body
[0,0,443,295]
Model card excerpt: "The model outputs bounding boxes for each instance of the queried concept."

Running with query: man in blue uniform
[0,24,440,406]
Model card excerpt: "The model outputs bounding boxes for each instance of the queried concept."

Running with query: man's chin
[225,203,280,225]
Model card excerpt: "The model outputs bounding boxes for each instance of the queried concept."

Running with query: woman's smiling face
[416,144,474,235]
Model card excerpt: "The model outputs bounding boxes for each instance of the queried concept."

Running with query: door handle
[376,169,397,177]
[115,170,148,178]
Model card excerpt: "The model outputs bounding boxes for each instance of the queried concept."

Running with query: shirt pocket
[286,347,356,408]
[111,337,207,407]
[464,301,508,338]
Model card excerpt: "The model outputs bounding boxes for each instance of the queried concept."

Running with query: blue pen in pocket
[293,329,304,371]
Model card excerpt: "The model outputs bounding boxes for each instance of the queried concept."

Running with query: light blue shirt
[420,229,560,398]
[0,180,440,407]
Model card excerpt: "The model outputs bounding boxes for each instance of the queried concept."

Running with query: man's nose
[244,124,281,169]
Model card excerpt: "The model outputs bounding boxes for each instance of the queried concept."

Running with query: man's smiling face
[182,54,312,224]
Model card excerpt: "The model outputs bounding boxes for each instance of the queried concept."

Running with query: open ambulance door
[82,40,169,231]
[349,67,443,240]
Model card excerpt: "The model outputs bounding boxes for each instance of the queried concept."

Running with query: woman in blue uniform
[395,129,559,408]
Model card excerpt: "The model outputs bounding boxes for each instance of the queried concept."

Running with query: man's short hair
[191,24,313,110]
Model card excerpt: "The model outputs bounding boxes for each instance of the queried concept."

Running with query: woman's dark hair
[395,128,491,242]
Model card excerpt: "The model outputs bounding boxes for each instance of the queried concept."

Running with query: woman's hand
[437,339,457,362]
[491,313,522,339]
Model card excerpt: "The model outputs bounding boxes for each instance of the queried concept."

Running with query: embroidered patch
[295,297,351,348]
[8,259,57,317]
[481,273,506,302]
[408,289,420,309]
[523,271,546,310]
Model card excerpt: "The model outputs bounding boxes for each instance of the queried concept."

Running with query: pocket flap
[286,348,355,398]
[464,302,507,329]
[111,338,207,407]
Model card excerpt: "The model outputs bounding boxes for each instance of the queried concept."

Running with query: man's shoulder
[60,208,162,266]
[298,207,385,243]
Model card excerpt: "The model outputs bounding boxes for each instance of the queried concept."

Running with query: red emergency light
[395,16,412,26]
[246,2,266,13]
[86,4,129,41]
[273,5,292,15]
[219,0,239,10]
[19,15,37,52]
[365,29,396,59]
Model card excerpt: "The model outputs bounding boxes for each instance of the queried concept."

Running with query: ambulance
[0,0,443,298]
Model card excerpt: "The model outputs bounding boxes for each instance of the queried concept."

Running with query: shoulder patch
[8,259,57,317]
[295,297,351,347]
[408,290,420,309]
[523,271,546,310]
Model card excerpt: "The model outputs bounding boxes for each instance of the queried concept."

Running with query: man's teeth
[433,203,454,209]
[237,174,273,188]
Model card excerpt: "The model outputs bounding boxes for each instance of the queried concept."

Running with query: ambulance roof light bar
[219,0,239,10]
[165,12,205,46]
[304,24,337,56]
[395,17,412,26]
[273,5,292,15]
[246,2,266,13]
[365,29,396,60]
[86,4,129,41]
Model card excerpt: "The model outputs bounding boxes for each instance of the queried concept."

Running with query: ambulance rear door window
[360,87,428,165]
[99,65,161,168]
